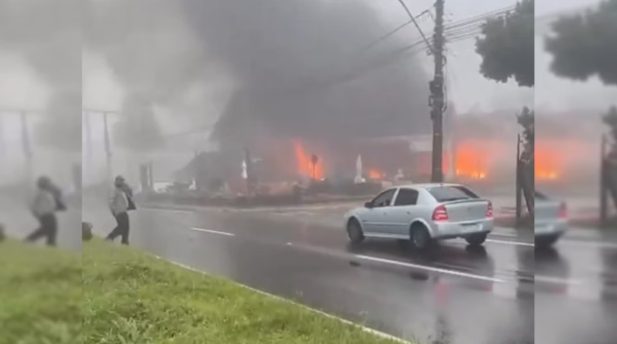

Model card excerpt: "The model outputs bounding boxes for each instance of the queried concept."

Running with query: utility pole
[84,110,92,161]
[20,111,33,182]
[0,115,3,167]
[430,0,446,183]
[102,112,112,184]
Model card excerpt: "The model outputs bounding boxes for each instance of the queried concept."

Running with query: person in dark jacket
[106,176,133,244]
[25,176,59,246]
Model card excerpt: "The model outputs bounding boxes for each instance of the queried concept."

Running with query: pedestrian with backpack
[25,176,64,246]
[106,175,135,245]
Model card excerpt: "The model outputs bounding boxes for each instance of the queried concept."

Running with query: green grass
[1,239,409,344]
[0,240,81,344]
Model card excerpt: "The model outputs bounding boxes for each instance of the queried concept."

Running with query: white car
[344,183,494,250]
[534,191,568,248]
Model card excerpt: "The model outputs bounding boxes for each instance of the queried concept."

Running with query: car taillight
[559,202,567,218]
[486,202,493,218]
[432,205,449,221]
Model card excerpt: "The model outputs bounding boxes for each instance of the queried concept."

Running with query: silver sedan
[534,191,568,248]
[344,183,494,250]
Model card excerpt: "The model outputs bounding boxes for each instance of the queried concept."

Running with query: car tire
[465,232,488,247]
[410,223,432,250]
[347,219,364,244]
[536,234,560,249]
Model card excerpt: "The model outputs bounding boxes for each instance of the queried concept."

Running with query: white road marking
[486,238,534,247]
[355,254,505,283]
[141,207,194,215]
[534,275,583,285]
[557,239,617,249]
[190,227,235,236]
[491,232,517,238]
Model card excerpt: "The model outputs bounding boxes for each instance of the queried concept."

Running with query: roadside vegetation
[1,239,409,344]
[0,240,81,344]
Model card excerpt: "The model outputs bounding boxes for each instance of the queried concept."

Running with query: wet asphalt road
[5,195,615,344]
[535,231,617,344]
[82,201,534,344]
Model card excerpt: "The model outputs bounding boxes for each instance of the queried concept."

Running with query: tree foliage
[475,0,534,87]
[544,0,617,85]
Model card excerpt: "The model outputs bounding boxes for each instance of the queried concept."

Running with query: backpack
[49,185,66,211]
[123,185,136,211]
[127,195,136,211]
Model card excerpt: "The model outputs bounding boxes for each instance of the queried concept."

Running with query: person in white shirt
[25,176,59,246]
[106,176,131,245]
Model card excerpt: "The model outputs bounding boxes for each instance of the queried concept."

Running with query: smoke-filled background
[0,0,81,251]
[81,0,535,187]
[0,0,80,190]
[82,0,437,185]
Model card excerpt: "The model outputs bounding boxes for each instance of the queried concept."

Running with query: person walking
[106,176,132,245]
[25,176,59,246]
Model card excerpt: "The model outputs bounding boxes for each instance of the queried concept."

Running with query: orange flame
[368,169,383,179]
[453,142,488,179]
[293,141,324,179]
[535,143,560,181]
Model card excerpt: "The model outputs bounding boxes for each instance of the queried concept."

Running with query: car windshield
[428,186,479,202]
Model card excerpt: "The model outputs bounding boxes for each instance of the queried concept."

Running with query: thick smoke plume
[85,0,209,151]
[183,0,431,145]
[85,0,431,150]
[0,0,80,151]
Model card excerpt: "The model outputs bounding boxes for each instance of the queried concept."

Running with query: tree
[545,0,617,154]
[544,0,617,85]
[517,106,534,161]
[475,0,534,87]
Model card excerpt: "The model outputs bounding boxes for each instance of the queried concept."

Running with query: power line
[329,24,494,85]
[332,9,433,68]
[394,0,434,53]
[274,7,512,98]
[163,6,522,140]
[445,5,515,31]
[293,19,494,93]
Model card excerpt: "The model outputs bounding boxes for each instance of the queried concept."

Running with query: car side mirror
[364,201,373,208]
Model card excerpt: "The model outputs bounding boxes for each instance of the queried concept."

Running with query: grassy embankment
[0,239,408,344]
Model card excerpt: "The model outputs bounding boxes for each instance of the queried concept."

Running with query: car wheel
[465,232,488,247]
[536,234,560,249]
[410,223,432,250]
[347,219,364,244]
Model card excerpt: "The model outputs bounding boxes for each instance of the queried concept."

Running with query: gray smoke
[84,0,214,150]
[181,0,431,144]
[0,0,80,150]
[84,0,431,150]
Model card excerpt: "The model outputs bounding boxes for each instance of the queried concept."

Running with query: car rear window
[427,186,479,202]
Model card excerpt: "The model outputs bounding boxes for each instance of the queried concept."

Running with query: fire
[368,169,383,179]
[535,141,561,181]
[293,141,324,179]
[453,141,488,179]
